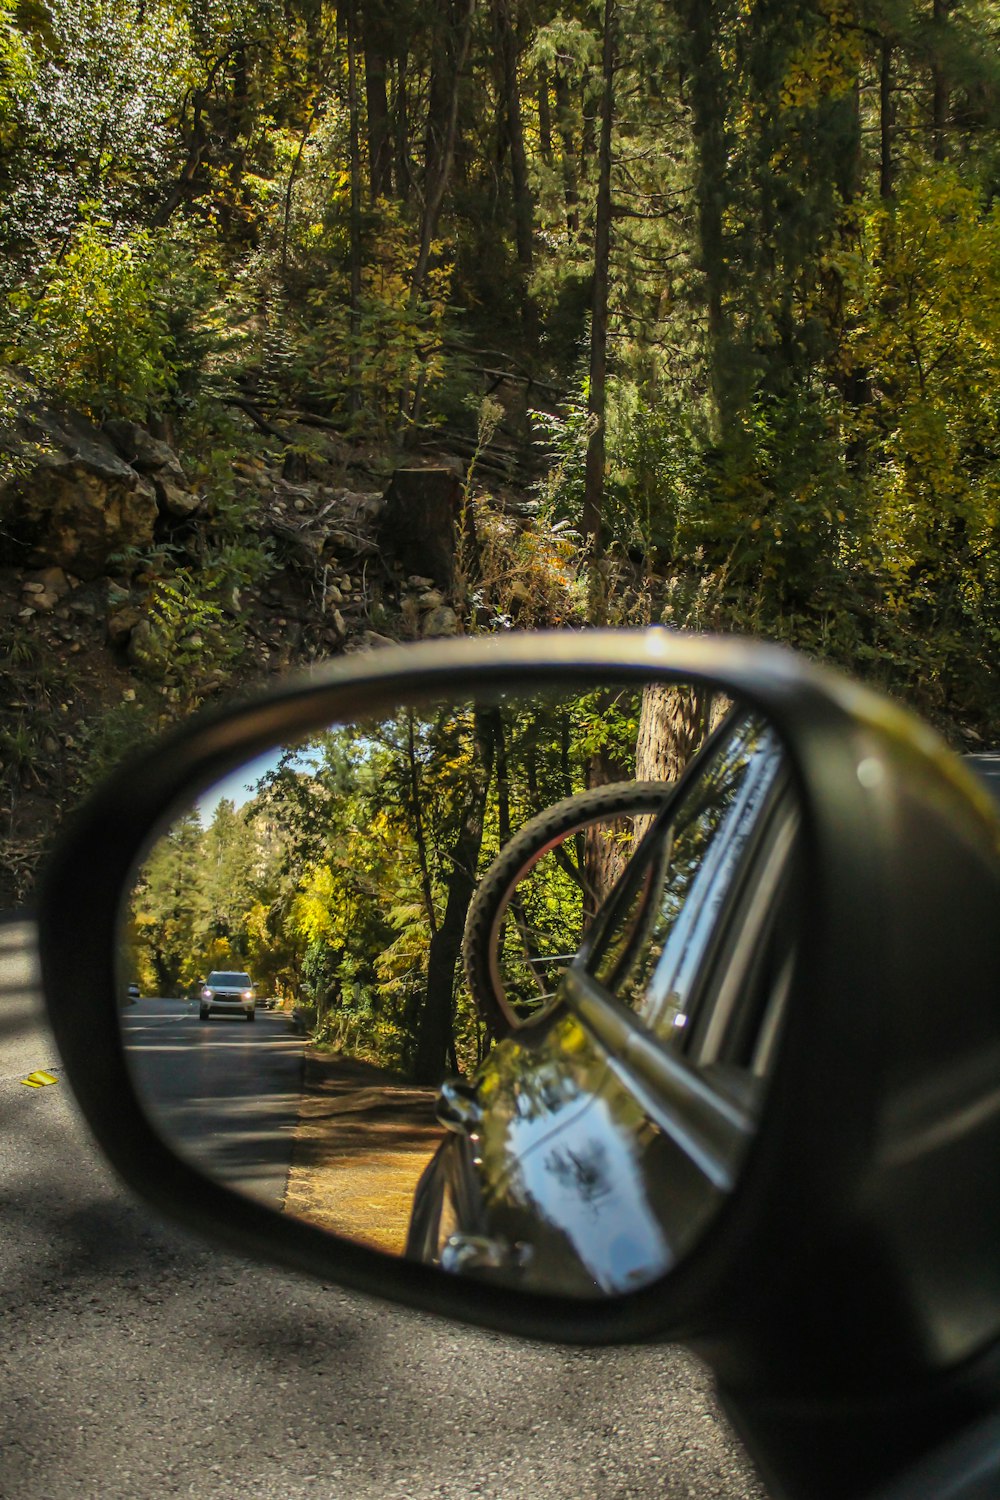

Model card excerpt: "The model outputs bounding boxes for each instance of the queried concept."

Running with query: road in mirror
[119,679,800,1298]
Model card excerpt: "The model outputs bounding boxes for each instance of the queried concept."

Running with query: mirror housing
[38,629,1000,1495]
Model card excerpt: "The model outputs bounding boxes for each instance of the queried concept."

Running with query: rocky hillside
[0,376,578,908]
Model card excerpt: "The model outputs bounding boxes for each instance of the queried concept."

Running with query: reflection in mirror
[120,680,799,1298]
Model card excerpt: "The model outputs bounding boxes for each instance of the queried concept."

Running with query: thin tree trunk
[344,0,363,406]
[413,0,477,298]
[581,0,615,584]
[405,712,439,940]
[932,0,948,162]
[683,0,730,434]
[281,103,319,272]
[362,4,393,199]
[494,0,533,270]
[880,39,894,199]
[553,66,580,233]
[393,48,412,201]
[413,712,495,1084]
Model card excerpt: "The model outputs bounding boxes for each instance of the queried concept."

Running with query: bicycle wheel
[463,781,674,1039]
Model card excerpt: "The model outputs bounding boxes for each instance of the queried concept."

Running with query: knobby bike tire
[463,780,674,1039]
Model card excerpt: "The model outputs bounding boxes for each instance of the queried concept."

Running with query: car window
[586,714,792,1054]
[206,972,253,986]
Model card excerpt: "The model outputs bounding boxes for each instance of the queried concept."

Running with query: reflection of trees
[545,1141,613,1209]
[126,684,719,1081]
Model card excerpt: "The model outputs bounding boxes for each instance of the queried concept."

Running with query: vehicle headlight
[242,990,253,1000]
[202,988,213,999]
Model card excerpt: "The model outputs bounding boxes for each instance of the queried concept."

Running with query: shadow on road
[284,1050,444,1254]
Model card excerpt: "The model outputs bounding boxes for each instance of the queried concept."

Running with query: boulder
[107,604,143,647]
[103,418,189,487]
[156,479,201,517]
[0,384,158,578]
[421,605,459,638]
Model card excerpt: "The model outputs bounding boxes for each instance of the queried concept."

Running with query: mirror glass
[119,679,800,1298]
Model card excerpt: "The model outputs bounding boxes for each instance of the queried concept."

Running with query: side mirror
[38,630,1000,1499]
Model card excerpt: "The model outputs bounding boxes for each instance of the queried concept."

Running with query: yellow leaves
[779,24,864,111]
[843,169,1000,549]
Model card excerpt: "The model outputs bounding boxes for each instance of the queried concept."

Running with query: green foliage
[5,219,172,415]
[291,203,455,435]
[3,219,236,419]
[529,384,595,531]
[75,695,161,793]
[0,0,996,740]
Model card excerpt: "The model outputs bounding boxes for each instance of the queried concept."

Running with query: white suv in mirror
[199,972,256,1023]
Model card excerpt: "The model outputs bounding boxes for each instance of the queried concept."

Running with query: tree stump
[377,468,476,592]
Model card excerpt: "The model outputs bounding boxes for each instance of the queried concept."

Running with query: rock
[155,479,201,517]
[401,597,422,636]
[421,605,459,637]
[0,384,158,578]
[103,419,189,487]
[330,609,346,637]
[108,605,142,646]
[27,566,71,598]
[325,585,344,608]
[416,588,445,610]
[407,575,436,590]
[357,630,396,651]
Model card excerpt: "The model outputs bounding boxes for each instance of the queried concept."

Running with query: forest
[3,0,1000,740]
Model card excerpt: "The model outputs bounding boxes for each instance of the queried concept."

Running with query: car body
[126,981,140,1002]
[408,708,796,1294]
[199,971,256,1022]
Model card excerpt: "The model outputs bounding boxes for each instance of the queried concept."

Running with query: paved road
[1,920,764,1500]
[123,1000,305,1208]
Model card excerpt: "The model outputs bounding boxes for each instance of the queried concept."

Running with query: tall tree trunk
[932,0,949,161]
[394,48,412,201]
[343,0,363,407]
[362,1,393,199]
[494,0,533,270]
[413,0,477,297]
[413,712,495,1084]
[405,711,439,939]
[635,683,713,782]
[553,66,580,233]
[683,0,731,436]
[880,39,894,199]
[581,0,616,587]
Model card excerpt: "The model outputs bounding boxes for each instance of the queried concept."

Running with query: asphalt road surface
[2,920,765,1500]
[122,1000,305,1208]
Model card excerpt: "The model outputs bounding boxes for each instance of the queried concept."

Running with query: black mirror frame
[38,629,1000,1494]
